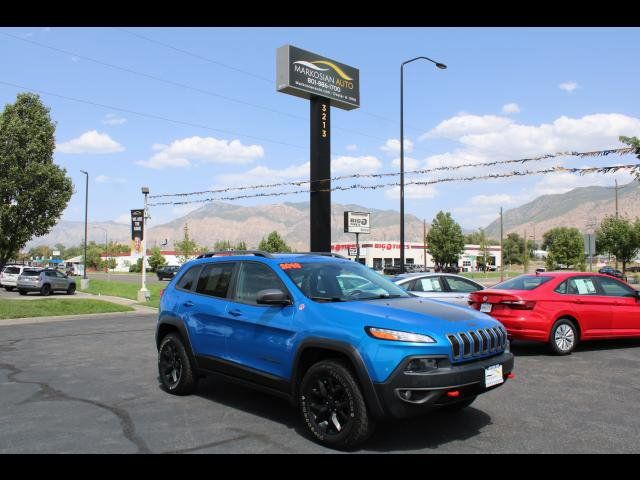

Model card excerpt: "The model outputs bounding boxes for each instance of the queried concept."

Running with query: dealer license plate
[485,364,504,388]
[480,302,492,313]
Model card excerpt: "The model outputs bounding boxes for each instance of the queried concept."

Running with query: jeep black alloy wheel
[158,333,196,395]
[299,360,374,448]
[160,340,183,389]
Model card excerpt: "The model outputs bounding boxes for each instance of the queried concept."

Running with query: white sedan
[391,273,484,306]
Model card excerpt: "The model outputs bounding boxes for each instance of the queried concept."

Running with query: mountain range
[484,180,640,240]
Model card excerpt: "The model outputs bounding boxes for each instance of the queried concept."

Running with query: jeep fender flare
[291,337,386,419]
[156,316,198,364]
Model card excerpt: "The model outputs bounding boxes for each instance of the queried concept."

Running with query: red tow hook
[446,390,460,398]
[506,372,515,379]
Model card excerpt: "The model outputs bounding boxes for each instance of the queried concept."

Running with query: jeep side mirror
[256,289,292,306]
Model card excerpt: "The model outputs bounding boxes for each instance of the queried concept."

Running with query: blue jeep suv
[156,251,514,448]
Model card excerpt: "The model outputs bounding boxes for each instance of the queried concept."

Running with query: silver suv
[17,268,77,296]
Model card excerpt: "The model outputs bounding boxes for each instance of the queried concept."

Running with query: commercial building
[100,250,187,273]
[330,241,502,272]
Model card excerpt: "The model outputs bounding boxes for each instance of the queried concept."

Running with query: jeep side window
[234,262,287,305]
[176,266,200,292]
[196,263,235,298]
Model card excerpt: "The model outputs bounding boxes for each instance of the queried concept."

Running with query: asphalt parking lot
[1,313,639,453]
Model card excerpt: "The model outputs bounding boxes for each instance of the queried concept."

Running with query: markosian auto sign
[276,45,360,110]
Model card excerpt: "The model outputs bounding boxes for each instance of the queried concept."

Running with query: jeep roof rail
[196,250,274,259]
[292,252,349,260]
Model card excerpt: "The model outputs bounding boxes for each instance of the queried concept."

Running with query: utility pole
[500,207,504,282]
[80,170,89,288]
[423,219,427,272]
[523,228,527,274]
[615,180,619,218]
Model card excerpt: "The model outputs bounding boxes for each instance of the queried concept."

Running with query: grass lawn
[80,279,163,309]
[0,299,134,320]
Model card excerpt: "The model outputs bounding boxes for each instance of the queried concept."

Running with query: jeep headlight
[366,327,436,343]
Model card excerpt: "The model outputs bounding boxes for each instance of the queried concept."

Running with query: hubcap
[555,324,575,351]
[304,374,353,436]
[160,342,182,388]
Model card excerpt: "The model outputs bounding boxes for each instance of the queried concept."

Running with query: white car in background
[0,265,33,291]
[391,273,484,306]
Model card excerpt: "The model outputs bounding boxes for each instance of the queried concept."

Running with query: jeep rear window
[492,275,553,290]
[4,267,19,274]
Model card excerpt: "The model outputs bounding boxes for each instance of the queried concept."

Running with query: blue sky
[1,27,639,231]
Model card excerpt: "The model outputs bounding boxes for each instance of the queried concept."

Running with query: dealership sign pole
[277,45,360,252]
[344,211,370,262]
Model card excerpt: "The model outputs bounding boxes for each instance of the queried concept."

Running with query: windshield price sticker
[280,263,302,270]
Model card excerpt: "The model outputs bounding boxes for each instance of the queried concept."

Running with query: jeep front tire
[298,359,374,449]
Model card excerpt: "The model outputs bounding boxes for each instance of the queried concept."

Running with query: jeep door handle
[574,299,583,304]
[183,301,194,307]
[228,309,243,317]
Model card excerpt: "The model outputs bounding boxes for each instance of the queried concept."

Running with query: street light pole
[138,187,150,303]
[93,226,109,281]
[80,170,89,287]
[400,56,446,274]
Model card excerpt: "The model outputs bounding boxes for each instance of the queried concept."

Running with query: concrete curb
[0,307,156,326]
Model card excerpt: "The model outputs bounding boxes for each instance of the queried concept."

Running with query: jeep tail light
[160,288,165,299]
[500,300,536,310]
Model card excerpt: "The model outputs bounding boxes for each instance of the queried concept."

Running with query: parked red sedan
[468,272,640,355]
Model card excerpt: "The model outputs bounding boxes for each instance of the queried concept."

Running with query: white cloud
[470,194,515,207]
[391,157,420,170]
[502,103,520,114]
[422,113,640,159]
[95,174,125,184]
[559,81,579,93]
[385,184,439,200]
[114,213,131,225]
[137,136,264,169]
[56,130,124,154]
[332,155,382,175]
[346,144,358,151]
[102,113,127,126]
[380,138,414,156]
[421,115,513,141]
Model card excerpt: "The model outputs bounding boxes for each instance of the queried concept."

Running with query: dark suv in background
[157,265,180,281]
[598,266,627,282]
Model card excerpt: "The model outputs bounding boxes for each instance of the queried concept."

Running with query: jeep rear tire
[5,286,14,292]
[18,289,27,295]
[158,333,197,395]
[299,360,375,449]
[67,284,76,295]
[40,284,51,296]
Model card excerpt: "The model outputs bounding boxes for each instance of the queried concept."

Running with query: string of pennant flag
[148,162,640,207]
[148,146,636,200]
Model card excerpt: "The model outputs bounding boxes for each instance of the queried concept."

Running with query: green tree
[0,93,73,267]
[129,257,143,273]
[465,231,499,246]
[104,257,117,271]
[426,211,465,269]
[543,227,586,271]
[28,244,52,261]
[174,223,199,264]
[148,246,167,272]
[213,240,248,251]
[477,229,492,270]
[595,216,639,272]
[620,136,640,181]
[503,233,524,266]
[258,231,292,253]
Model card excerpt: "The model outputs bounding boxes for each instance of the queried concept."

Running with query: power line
[148,162,640,206]
[1,31,389,144]
[148,147,636,199]
[0,79,306,150]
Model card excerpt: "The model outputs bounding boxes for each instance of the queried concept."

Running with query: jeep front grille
[447,326,507,361]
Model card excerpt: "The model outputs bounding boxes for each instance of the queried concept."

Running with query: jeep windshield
[281,261,410,302]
